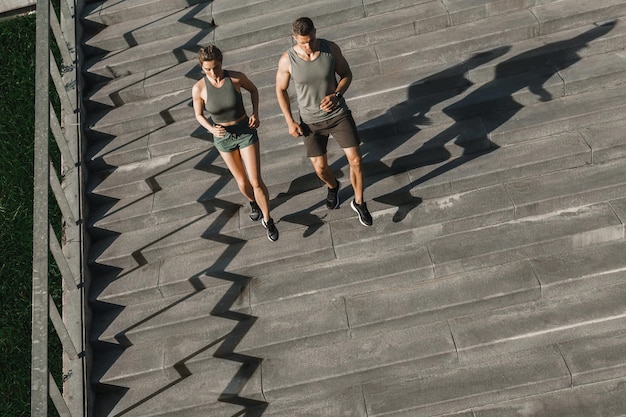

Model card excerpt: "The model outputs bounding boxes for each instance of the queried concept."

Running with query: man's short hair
[292,17,315,36]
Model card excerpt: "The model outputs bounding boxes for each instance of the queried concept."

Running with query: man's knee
[310,157,328,173]
[345,151,362,168]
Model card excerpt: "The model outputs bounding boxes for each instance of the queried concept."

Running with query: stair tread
[82,1,626,416]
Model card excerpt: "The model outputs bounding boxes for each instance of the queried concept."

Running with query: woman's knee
[234,177,251,193]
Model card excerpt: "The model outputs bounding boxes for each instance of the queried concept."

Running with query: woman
[192,45,278,241]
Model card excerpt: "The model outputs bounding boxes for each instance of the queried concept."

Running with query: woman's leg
[219,148,255,202]
[239,142,271,221]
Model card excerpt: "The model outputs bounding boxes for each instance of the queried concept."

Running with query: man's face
[293,30,317,55]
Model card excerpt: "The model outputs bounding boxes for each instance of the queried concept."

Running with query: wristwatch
[334,91,342,99]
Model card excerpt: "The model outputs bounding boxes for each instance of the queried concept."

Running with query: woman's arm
[192,81,225,137]
[232,70,260,128]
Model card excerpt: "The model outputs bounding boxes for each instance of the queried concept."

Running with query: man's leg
[343,145,372,226]
[309,153,337,188]
[343,146,363,204]
[310,154,341,209]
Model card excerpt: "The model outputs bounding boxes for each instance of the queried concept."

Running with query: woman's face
[201,59,223,80]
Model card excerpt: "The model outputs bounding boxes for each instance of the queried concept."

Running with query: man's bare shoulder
[325,39,343,55]
[277,50,291,71]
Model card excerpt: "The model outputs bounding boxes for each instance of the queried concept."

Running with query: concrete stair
[82,0,626,415]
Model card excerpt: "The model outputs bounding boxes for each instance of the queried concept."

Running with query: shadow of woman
[372,21,616,222]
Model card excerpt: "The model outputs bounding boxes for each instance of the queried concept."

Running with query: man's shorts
[213,118,259,153]
[300,111,361,157]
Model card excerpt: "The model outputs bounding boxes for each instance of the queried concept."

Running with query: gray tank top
[288,39,348,124]
[203,70,246,124]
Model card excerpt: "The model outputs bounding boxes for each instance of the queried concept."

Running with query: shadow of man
[273,44,512,234]
[357,45,511,221]
[377,21,616,222]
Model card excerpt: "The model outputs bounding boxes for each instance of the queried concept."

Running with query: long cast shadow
[368,21,616,222]
[272,44,510,231]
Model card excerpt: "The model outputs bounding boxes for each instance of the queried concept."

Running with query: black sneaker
[249,201,261,221]
[262,218,279,242]
[326,180,340,209]
[351,200,373,226]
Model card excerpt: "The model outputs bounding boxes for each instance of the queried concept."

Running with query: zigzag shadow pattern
[91,200,268,416]
[83,1,270,414]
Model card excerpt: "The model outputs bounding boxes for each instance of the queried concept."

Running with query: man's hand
[320,93,339,112]
[248,114,260,128]
[288,120,303,137]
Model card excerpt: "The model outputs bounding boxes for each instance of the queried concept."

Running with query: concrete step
[212,0,366,53]
[92,351,258,417]
[353,47,626,146]
[428,201,624,277]
[80,0,460,110]
[358,335,626,417]
[450,282,626,362]
[90,261,549,404]
[504,155,626,218]
[90,286,243,348]
[375,1,626,73]
[94,363,262,417]
[258,336,626,416]
[268,345,570,414]
[530,238,626,299]
[89,226,433,307]
[342,238,626,334]
[89,216,338,278]
[91,219,626,328]
[258,291,626,406]
[81,0,209,27]
[334,153,626,252]
[472,375,626,417]
[85,118,211,172]
[82,3,214,57]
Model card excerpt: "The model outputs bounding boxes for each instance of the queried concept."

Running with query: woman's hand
[208,124,226,138]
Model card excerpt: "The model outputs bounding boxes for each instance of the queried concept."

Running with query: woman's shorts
[300,111,360,157]
[214,118,259,153]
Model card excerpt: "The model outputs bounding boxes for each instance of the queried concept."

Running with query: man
[275,17,373,226]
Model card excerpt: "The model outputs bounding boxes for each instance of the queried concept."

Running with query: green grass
[0,13,38,417]
[1,12,62,417]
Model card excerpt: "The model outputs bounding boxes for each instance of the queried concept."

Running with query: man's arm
[320,40,353,112]
[275,51,303,137]
[329,40,353,95]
